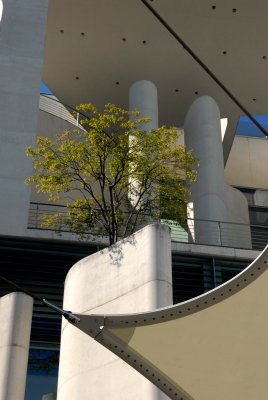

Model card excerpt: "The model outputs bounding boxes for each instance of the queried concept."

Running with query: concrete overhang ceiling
[43,0,268,160]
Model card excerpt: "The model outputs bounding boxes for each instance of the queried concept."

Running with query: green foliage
[26,103,197,244]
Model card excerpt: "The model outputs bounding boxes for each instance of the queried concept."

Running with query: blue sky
[40,81,52,94]
[236,115,268,138]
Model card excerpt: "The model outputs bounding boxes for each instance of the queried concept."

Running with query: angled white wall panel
[184,96,251,248]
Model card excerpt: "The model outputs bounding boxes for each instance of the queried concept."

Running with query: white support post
[129,80,159,131]
[184,96,251,248]
[0,292,33,400]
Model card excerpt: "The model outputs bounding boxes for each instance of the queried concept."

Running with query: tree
[26,103,197,245]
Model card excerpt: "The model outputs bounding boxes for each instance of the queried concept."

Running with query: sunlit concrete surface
[57,224,172,400]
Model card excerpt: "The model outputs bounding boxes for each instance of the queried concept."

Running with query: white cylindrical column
[184,96,251,248]
[0,292,33,400]
[129,80,158,131]
[184,96,226,245]
[57,224,172,400]
[128,80,159,209]
[185,96,226,221]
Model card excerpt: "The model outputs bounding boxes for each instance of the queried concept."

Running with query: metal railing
[27,202,155,238]
[167,219,267,251]
[28,202,68,230]
[28,202,268,251]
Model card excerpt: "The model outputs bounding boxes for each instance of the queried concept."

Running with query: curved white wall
[57,224,172,400]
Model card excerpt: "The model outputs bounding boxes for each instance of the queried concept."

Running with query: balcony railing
[28,202,268,251]
[167,219,267,251]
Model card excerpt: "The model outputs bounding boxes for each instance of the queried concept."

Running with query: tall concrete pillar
[57,224,172,400]
[184,96,251,248]
[0,292,33,400]
[129,80,158,132]
[0,0,48,235]
[128,80,159,210]
[185,96,227,221]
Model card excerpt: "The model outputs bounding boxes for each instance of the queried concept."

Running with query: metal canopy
[70,244,268,400]
[44,0,268,161]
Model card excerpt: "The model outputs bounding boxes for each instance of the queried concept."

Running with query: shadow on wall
[107,234,137,266]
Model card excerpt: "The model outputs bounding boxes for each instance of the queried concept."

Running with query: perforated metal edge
[95,329,194,400]
[104,244,268,328]
[70,244,268,400]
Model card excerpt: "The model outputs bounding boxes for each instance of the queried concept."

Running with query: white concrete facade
[0,292,33,400]
[225,135,268,190]
[0,1,267,242]
[57,224,172,400]
[0,3,268,400]
[0,0,48,236]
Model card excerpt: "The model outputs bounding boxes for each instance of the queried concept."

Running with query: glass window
[25,348,59,400]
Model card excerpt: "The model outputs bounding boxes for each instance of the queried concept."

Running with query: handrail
[28,202,268,229]
[28,202,268,251]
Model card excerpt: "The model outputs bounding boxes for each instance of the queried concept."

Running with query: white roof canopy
[44,0,268,161]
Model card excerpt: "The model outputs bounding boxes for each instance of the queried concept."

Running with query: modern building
[1,1,268,399]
